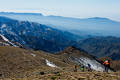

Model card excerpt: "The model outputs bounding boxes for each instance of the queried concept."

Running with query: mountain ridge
[0,12,43,16]
[76,36,120,60]
[0,16,80,52]
[0,12,119,22]
[0,12,120,37]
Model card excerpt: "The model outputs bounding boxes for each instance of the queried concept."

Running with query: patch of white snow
[31,53,36,57]
[1,24,6,28]
[45,59,57,68]
[0,34,19,47]
[73,57,105,72]
[0,34,9,41]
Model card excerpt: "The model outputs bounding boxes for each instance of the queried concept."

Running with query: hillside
[0,34,23,48]
[57,46,106,72]
[0,16,80,52]
[76,36,120,60]
[0,46,71,78]
[0,46,119,80]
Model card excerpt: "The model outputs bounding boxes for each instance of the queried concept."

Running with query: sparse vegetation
[0,46,119,80]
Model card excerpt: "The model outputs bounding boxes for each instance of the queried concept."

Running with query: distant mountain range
[0,16,80,52]
[0,12,120,37]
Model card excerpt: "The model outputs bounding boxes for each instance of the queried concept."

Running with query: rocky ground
[0,67,120,80]
[0,46,120,80]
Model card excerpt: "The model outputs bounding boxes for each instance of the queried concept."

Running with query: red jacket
[103,60,110,65]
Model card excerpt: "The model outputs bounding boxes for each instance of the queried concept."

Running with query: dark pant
[105,65,110,72]
[74,69,77,72]
[105,66,108,72]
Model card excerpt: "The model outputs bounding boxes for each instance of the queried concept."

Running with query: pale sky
[0,0,120,21]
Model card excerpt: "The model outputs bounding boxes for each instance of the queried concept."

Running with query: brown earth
[0,46,120,80]
[0,46,70,78]
[0,69,120,80]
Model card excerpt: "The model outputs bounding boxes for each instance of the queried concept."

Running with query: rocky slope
[0,46,71,78]
[76,36,120,60]
[0,34,23,47]
[0,45,119,79]
[57,46,107,72]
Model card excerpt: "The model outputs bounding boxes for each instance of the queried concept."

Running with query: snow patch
[0,34,9,41]
[46,28,52,31]
[73,57,105,72]
[45,59,57,68]
[1,24,6,28]
[0,34,19,47]
[31,53,36,57]
[9,42,19,47]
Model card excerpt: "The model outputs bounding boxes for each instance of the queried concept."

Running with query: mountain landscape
[1,0,120,79]
[0,13,120,79]
[0,16,120,60]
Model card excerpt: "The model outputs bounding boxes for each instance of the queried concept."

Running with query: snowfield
[71,57,105,72]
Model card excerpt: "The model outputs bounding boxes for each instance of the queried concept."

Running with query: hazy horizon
[0,0,120,21]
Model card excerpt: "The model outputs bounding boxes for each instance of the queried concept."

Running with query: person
[103,60,110,72]
[73,65,77,72]
[80,65,85,72]
[87,64,91,72]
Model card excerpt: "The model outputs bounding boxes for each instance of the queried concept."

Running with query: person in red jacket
[103,60,110,72]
